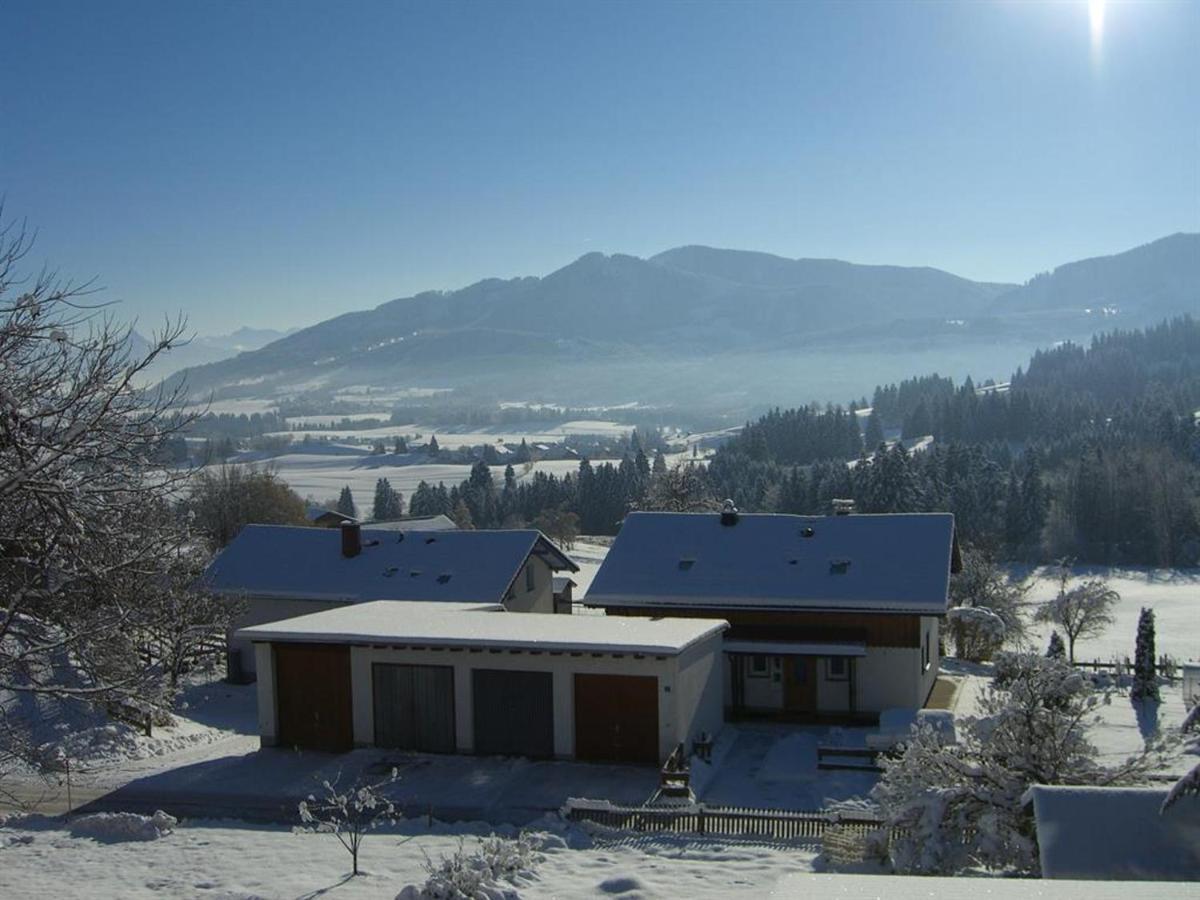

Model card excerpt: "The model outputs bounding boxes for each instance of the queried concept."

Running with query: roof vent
[829,558,851,574]
[678,559,695,571]
[832,498,856,516]
[425,537,437,544]
[720,499,739,527]
[436,573,452,584]
[801,526,815,538]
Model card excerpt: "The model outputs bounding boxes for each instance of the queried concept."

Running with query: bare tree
[185,464,308,550]
[296,770,398,877]
[947,544,1031,661]
[642,463,718,513]
[0,211,197,789]
[1034,559,1119,664]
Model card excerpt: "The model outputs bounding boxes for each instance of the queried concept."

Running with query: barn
[239,602,727,765]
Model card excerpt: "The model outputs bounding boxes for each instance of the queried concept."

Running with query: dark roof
[586,511,956,614]
[204,524,577,604]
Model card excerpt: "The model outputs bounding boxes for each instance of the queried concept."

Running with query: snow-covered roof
[362,514,457,532]
[586,511,956,614]
[1025,785,1200,881]
[237,600,727,655]
[204,524,577,604]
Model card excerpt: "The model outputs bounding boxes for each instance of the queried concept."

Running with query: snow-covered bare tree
[296,769,398,876]
[1034,560,1119,664]
[874,653,1164,875]
[946,544,1030,660]
[1162,703,1200,813]
[0,212,200,790]
[642,463,717,513]
[185,464,307,550]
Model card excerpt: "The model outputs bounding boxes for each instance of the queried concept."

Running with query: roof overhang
[723,640,867,657]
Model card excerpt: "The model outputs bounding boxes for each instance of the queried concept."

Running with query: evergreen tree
[652,450,668,474]
[427,434,440,457]
[450,497,474,529]
[336,485,356,518]
[1046,630,1066,660]
[864,409,885,449]
[372,478,403,520]
[393,436,408,454]
[1131,607,1160,702]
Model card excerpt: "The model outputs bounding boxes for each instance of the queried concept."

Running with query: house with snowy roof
[206,521,578,679]
[585,506,960,720]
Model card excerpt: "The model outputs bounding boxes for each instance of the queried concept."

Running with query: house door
[784,656,817,712]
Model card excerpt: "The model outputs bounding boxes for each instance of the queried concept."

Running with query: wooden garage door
[274,643,353,752]
[372,663,456,753]
[573,674,659,765]
[472,669,554,759]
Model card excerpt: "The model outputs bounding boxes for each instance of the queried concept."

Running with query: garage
[372,663,456,753]
[471,669,555,758]
[573,673,659,764]
[274,643,353,752]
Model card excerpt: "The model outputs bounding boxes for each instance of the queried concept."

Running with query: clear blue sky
[2,0,1197,334]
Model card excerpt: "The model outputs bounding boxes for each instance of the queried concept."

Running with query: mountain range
[164,233,1198,412]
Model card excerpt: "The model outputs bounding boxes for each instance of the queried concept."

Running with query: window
[826,656,848,681]
[525,564,535,592]
[749,655,769,678]
[922,627,931,672]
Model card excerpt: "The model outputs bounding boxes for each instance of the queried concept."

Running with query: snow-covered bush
[874,654,1166,875]
[1046,630,1066,660]
[411,832,542,899]
[945,606,1006,661]
[295,769,398,876]
[69,809,177,842]
[1162,702,1200,813]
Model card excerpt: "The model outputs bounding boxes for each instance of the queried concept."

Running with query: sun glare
[1089,0,1106,59]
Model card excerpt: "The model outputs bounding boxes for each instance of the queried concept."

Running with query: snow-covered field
[1021,566,1200,663]
[236,455,587,506]
[270,419,634,446]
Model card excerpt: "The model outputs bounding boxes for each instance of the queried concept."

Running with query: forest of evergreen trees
[420,317,1200,566]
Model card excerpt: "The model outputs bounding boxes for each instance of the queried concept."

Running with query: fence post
[697,804,705,835]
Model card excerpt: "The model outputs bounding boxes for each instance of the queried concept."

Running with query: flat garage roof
[238,601,728,656]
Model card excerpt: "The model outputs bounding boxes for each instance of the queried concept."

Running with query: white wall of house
[345,635,724,763]
[856,647,927,711]
[229,597,344,678]
[740,655,784,709]
[501,555,555,614]
[254,642,278,745]
[816,658,854,713]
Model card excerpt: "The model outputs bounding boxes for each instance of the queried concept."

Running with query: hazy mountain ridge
[163,235,1199,408]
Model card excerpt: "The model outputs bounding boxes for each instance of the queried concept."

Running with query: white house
[237,601,727,765]
[585,508,959,720]
[205,522,578,679]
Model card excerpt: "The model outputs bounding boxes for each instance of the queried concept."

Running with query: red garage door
[573,674,659,765]
[274,643,353,752]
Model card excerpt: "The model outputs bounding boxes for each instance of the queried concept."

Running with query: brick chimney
[341,521,362,558]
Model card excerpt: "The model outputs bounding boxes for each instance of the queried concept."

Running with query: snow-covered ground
[1021,566,1200,663]
[231,455,587,507]
[0,813,823,898]
[270,419,633,446]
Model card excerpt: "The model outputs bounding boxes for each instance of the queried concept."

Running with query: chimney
[341,521,362,558]
[832,498,855,516]
[720,499,739,527]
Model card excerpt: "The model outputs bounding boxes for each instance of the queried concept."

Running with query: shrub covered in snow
[874,653,1167,876]
[69,809,177,842]
[407,832,543,899]
[1162,702,1200,813]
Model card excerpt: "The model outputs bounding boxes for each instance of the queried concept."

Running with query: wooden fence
[563,801,885,842]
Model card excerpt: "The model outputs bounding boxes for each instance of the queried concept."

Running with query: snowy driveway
[698,724,879,810]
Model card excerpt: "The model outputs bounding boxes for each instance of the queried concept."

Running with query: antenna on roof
[720,499,739,527]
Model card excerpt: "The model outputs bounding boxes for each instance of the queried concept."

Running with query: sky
[2,0,1197,334]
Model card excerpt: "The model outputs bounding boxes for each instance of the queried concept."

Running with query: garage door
[573,674,659,765]
[372,663,456,753]
[274,643,353,752]
[472,669,554,759]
